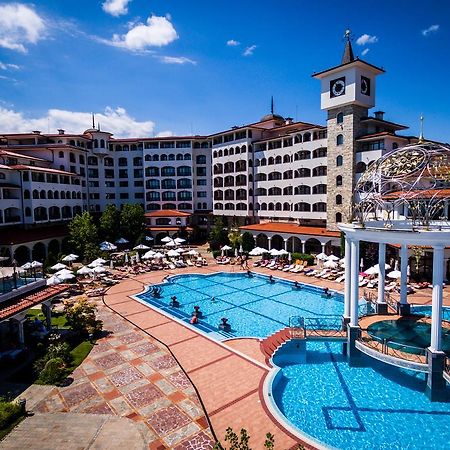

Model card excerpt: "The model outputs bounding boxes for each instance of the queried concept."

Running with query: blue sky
[0,0,448,140]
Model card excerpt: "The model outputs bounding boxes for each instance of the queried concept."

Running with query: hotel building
[0,37,425,262]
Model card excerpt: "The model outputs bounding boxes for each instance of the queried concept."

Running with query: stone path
[9,302,215,449]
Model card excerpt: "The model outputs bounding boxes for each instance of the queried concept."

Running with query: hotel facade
[0,39,424,263]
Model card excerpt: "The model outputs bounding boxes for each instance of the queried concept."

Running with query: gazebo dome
[353,142,450,228]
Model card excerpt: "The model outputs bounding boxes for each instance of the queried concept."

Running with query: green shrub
[0,401,22,429]
[212,250,221,259]
[291,253,315,266]
[37,357,67,385]
[63,297,103,336]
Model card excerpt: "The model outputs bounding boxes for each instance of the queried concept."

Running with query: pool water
[411,305,450,321]
[368,319,450,355]
[136,272,344,338]
[272,340,450,450]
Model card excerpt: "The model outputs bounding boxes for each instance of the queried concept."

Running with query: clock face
[330,77,346,98]
[361,76,371,96]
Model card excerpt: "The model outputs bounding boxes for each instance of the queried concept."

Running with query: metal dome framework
[352,142,450,228]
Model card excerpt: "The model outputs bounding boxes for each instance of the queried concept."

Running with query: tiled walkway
[26,302,215,449]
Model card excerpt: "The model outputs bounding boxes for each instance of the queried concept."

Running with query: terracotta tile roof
[383,188,450,200]
[9,165,78,176]
[239,222,340,237]
[144,210,191,218]
[147,226,193,232]
[0,149,48,162]
[0,225,68,245]
[356,132,412,142]
[0,284,70,321]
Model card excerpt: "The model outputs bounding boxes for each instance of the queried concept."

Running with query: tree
[209,216,229,251]
[68,212,98,261]
[100,204,121,242]
[120,204,145,245]
[241,232,255,252]
[228,228,242,250]
[63,297,103,337]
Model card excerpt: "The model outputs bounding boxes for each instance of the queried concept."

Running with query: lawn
[69,340,95,370]
[26,308,68,329]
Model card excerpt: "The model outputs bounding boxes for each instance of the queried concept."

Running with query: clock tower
[313,31,385,230]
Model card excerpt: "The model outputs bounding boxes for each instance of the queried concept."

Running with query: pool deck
[102,254,450,449]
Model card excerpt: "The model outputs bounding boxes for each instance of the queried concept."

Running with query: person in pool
[323,287,331,298]
[247,270,252,277]
[211,296,217,303]
[190,312,199,324]
[269,275,274,283]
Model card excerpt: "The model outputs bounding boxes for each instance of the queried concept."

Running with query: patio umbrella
[77,266,93,275]
[47,275,62,285]
[221,245,232,251]
[316,252,328,261]
[269,249,282,256]
[115,237,129,244]
[165,240,177,247]
[110,260,114,269]
[62,254,79,262]
[55,268,74,277]
[124,253,129,264]
[58,272,75,281]
[324,260,338,269]
[20,262,32,270]
[249,248,263,256]
[134,244,150,251]
[174,238,185,244]
[327,254,340,261]
[99,241,117,251]
[92,257,107,265]
[92,265,107,274]
[31,261,43,268]
[145,236,154,241]
[50,263,67,271]
[153,252,165,259]
[142,250,155,259]
[135,252,140,263]
[186,249,198,256]
[167,249,180,257]
[161,236,173,243]
[387,270,402,279]
[366,263,391,275]
[278,249,289,256]
[239,244,243,254]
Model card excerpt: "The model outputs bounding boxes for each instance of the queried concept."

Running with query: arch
[24,189,30,199]
[275,155,282,165]
[62,206,72,218]
[336,134,344,145]
[337,112,344,124]
[336,194,343,205]
[39,190,46,199]
[287,236,302,253]
[268,171,282,181]
[336,155,343,166]
[295,185,311,195]
[48,239,60,255]
[176,153,183,160]
[268,202,274,211]
[14,245,30,265]
[235,174,247,186]
[152,154,159,161]
[268,187,282,196]
[271,234,284,250]
[312,166,327,177]
[312,184,327,194]
[283,154,291,163]
[49,206,61,220]
[294,202,311,212]
[32,189,39,199]
[356,161,367,173]
[305,238,321,254]
[336,175,343,186]
[236,202,247,210]
[32,242,46,261]
[256,233,268,249]
[283,186,293,195]
[283,202,291,211]
[214,203,223,210]
[313,202,327,212]
[336,212,343,223]
[162,203,177,210]
[275,202,282,211]
[224,203,235,210]
[224,175,234,187]
[34,206,47,221]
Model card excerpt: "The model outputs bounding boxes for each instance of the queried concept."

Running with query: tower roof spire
[92,113,95,129]
[418,114,425,143]
[341,29,355,64]
[271,96,274,114]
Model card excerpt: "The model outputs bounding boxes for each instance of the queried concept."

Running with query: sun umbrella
[221,245,232,251]
[366,263,391,275]
[174,238,185,244]
[92,265,107,274]
[124,253,129,264]
[31,261,43,268]
[161,236,173,243]
[142,250,155,259]
[324,260,338,269]
[387,270,402,279]
[92,257,107,265]
[55,268,74,277]
[99,241,117,251]
[269,249,282,256]
[134,244,150,250]
[316,252,328,261]
[115,237,129,244]
[20,262,32,270]
[278,249,289,256]
[77,266,93,275]
[145,236,154,241]
[135,252,140,263]
[249,248,262,256]
[153,252,165,259]
[58,272,75,281]
[186,249,198,256]
[167,249,180,257]
[327,254,340,261]
[51,263,67,271]
[47,275,62,285]
[165,240,177,247]
[62,254,79,262]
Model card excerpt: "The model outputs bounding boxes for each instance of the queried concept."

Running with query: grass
[0,414,24,441]
[69,340,95,371]
[26,309,68,329]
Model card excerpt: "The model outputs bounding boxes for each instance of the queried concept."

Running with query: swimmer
[294,281,299,289]
[190,312,199,324]
[269,275,274,283]
[211,296,216,303]
[247,270,252,277]
[323,287,331,298]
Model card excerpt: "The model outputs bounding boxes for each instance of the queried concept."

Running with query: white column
[399,244,408,304]
[321,242,326,254]
[301,240,306,254]
[377,242,386,304]
[17,320,25,345]
[430,245,444,352]
[284,238,288,251]
[267,237,272,250]
[343,237,351,320]
[350,239,360,326]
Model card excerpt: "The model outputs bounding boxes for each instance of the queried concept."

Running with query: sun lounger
[283,264,295,272]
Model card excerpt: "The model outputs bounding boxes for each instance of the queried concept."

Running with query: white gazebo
[339,142,450,400]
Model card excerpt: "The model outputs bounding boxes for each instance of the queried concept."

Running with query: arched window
[176,153,183,160]
[100,139,105,148]
[24,190,30,199]
[337,134,344,146]
[152,155,159,161]
[337,112,344,124]
[336,155,343,166]
[313,202,327,212]
[58,151,64,158]
[336,212,342,222]
[336,175,343,186]
[336,194,343,205]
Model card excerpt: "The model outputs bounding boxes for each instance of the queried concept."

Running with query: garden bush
[0,401,21,429]
[37,357,67,385]
[291,253,315,266]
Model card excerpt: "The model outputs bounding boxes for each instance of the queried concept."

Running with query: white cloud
[361,48,370,56]
[356,34,378,46]
[102,0,131,17]
[243,44,257,56]
[156,130,173,137]
[422,24,439,36]
[160,56,196,65]
[0,61,20,70]
[105,15,178,52]
[0,3,46,53]
[227,39,240,46]
[0,106,155,138]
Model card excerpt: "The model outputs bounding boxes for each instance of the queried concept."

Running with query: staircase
[260,328,294,363]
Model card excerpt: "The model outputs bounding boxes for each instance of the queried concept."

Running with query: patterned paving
[34,302,215,449]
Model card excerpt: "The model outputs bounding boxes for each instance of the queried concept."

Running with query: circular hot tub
[367,319,450,355]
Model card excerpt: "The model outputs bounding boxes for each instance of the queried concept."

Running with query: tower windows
[336,194,343,205]
[336,212,342,222]
[336,155,343,166]
[336,134,344,146]
[336,175,343,186]
[337,112,344,124]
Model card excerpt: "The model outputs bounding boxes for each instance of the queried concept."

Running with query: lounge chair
[283,264,295,272]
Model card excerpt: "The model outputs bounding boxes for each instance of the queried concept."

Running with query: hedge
[0,401,22,430]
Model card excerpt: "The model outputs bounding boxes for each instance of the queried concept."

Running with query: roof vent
[32,130,41,134]
[374,111,385,120]
[57,129,65,135]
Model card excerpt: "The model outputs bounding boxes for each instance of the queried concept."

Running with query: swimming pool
[271,340,450,449]
[411,304,450,321]
[135,272,345,339]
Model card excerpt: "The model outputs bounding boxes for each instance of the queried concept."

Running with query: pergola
[339,142,450,400]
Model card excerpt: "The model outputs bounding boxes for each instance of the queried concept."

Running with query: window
[119,181,128,187]
[105,181,115,188]
[146,167,159,177]
[119,169,128,178]
[336,195,343,205]
[337,112,344,124]
[198,191,207,198]
[356,162,367,173]
[197,179,207,186]
[176,141,191,148]
[336,134,344,146]
[104,169,114,178]
[313,184,327,194]
[162,179,176,189]
[196,155,207,164]
[160,141,174,148]
[177,166,191,177]
[196,167,207,176]
[133,157,142,166]
[336,155,343,166]
[79,155,85,165]
[147,179,160,189]
[295,185,311,195]
[178,191,192,201]
[134,180,143,187]
[118,157,128,166]
[120,193,129,200]
[58,151,64,158]
[161,166,175,177]
[313,202,327,212]
[134,169,143,178]
[313,148,327,158]
[361,139,385,151]
[88,181,99,188]
[88,156,98,165]
[336,212,342,222]
[336,175,343,186]
[177,178,192,189]
[147,191,160,201]
[88,168,98,178]
[144,142,159,149]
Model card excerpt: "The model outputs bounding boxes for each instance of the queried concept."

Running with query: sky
[0,0,449,140]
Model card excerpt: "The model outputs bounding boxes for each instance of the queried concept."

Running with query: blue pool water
[411,304,450,321]
[272,341,450,449]
[136,272,344,338]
